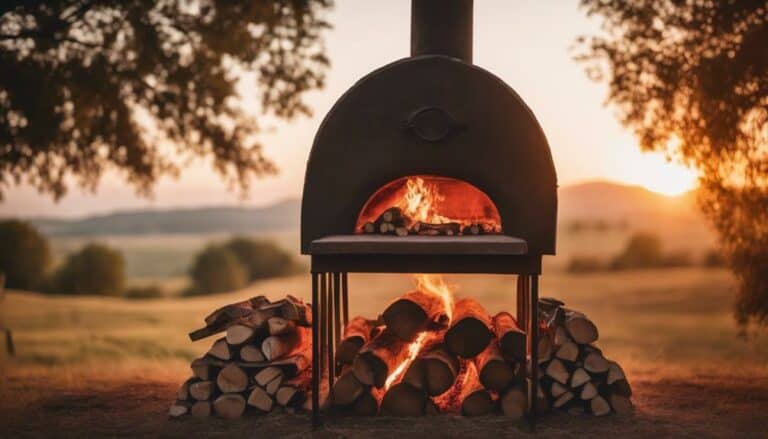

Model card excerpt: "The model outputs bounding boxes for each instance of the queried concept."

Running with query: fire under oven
[300,0,557,428]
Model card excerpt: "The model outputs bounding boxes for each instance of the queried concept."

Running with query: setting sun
[614,150,698,197]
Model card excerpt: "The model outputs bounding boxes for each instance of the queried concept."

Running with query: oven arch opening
[355,175,502,235]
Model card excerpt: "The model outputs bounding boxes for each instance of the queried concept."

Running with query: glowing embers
[355,176,502,236]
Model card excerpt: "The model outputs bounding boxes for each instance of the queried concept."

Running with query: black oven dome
[301,55,557,255]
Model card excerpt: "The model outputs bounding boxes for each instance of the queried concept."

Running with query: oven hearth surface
[309,234,528,255]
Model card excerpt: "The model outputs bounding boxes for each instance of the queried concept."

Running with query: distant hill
[25,181,704,236]
[30,199,301,236]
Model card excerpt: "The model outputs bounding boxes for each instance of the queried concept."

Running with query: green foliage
[577,0,768,325]
[123,285,164,300]
[50,244,125,296]
[0,219,51,290]
[224,237,301,281]
[188,245,247,296]
[0,1,332,200]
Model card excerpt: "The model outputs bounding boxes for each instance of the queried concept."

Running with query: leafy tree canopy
[577,0,767,326]
[0,219,51,290]
[0,0,332,199]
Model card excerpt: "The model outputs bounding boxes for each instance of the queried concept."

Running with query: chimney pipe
[411,0,473,63]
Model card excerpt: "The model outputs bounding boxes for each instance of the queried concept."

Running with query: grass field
[3,267,767,437]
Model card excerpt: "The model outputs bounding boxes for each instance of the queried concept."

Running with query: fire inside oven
[355,175,502,236]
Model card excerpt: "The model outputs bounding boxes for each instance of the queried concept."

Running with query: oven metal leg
[529,275,540,430]
[324,273,335,393]
[311,272,321,428]
[341,272,349,327]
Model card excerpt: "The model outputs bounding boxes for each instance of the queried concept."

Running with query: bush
[224,237,302,281]
[0,219,51,290]
[124,285,164,300]
[188,245,248,295]
[702,249,726,268]
[610,232,663,270]
[567,256,605,273]
[661,251,693,268]
[50,243,125,295]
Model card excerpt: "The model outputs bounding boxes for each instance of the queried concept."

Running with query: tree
[610,232,663,270]
[224,236,301,281]
[0,220,51,290]
[188,245,247,295]
[576,0,768,326]
[0,1,332,200]
[50,243,125,295]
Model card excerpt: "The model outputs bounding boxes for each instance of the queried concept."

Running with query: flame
[398,176,451,224]
[414,274,454,323]
[355,175,503,233]
[384,331,429,390]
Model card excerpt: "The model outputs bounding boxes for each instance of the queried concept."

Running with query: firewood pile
[168,291,633,420]
[536,298,634,416]
[361,207,494,236]
[169,295,313,419]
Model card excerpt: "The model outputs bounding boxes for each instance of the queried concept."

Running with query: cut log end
[213,394,246,420]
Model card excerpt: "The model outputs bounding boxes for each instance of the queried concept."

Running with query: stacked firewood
[169,295,313,419]
[361,207,490,236]
[328,291,531,418]
[536,298,634,416]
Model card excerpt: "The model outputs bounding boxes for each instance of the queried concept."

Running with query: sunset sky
[0,0,698,218]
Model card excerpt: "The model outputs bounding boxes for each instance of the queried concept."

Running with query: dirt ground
[1,365,767,438]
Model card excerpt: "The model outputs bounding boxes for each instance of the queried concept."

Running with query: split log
[363,222,375,233]
[607,361,627,385]
[352,330,410,388]
[556,341,579,363]
[500,385,527,419]
[267,317,296,335]
[226,314,271,345]
[564,310,599,344]
[460,367,495,417]
[571,368,591,388]
[335,316,381,366]
[351,391,379,416]
[189,380,215,401]
[380,382,427,416]
[611,379,633,397]
[191,401,211,418]
[177,378,194,400]
[444,298,493,358]
[168,401,191,418]
[383,290,448,341]
[609,394,634,415]
[276,372,311,407]
[553,326,571,347]
[217,364,249,393]
[462,224,482,235]
[331,370,365,407]
[207,337,232,361]
[414,222,460,236]
[188,296,270,341]
[395,226,409,237]
[254,367,282,387]
[475,337,516,392]
[265,375,283,395]
[492,312,526,362]
[421,345,460,396]
[545,358,569,385]
[247,386,274,412]
[239,344,265,362]
[589,395,611,416]
[262,326,310,361]
[191,357,222,380]
[380,207,405,224]
[583,350,609,374]
[260,295,312,326]
[538,335,553,364]
[551,381,568,398]
[213,394,246,419]
[580,381,598,400]
[402,358,427,391]
[238,348,311,377]
[553,391,574,409]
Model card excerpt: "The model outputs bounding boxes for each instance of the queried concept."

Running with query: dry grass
[2,267,768,437]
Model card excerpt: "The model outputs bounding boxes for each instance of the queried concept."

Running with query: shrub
[188,245,248,295]
[50,243,125,295]
[224,237,302,281]
[124,285,164,300]
[0,219,51,290]
[702,249,726,268]
[567,256,605,273]
[610,232,663,270]
[661,251,693,268]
